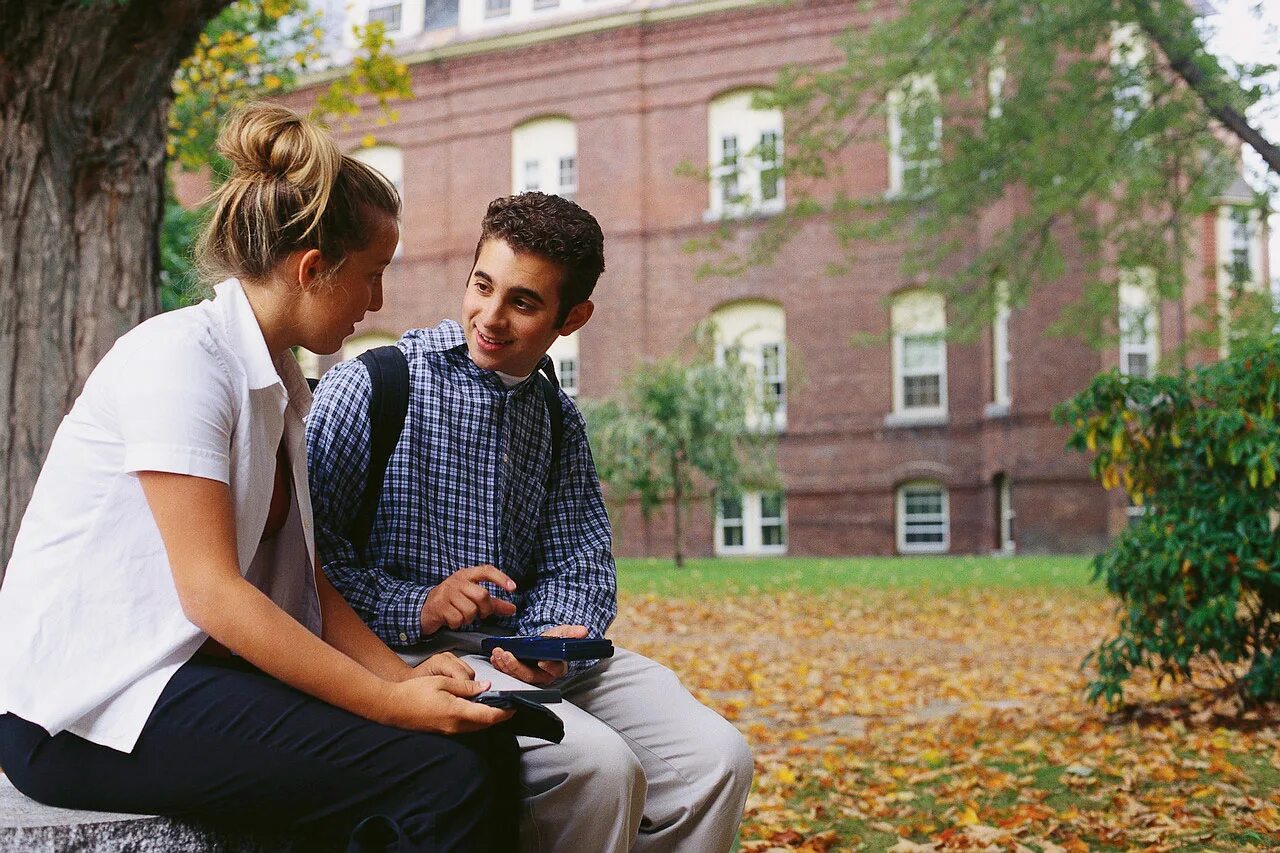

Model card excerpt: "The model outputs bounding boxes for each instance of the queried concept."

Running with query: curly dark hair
[473,192,606,325]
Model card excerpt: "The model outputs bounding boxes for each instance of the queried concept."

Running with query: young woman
[0,104,518,851]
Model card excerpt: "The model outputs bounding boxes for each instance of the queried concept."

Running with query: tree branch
[1133,0,1280,176]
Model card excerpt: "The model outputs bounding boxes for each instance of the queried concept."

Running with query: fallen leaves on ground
[611,588,1280,851]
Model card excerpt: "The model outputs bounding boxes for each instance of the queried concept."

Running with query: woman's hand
[381,675,513,734]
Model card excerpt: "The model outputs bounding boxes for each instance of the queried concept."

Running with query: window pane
[760,492,783,519]
[485,0,511,17]
[533,0,558,8]
[902,335,942,370]
[558,357,579,396]
[759,130,781,202]
[424,0,459,29]
[718,494,743,522]
[903,485,947,546]
[522,160,540,192]
[722,524,744,547]
[369,2,402,29]
[903,375,941,408]
[761,523,785,547]
[558,156,577,195]
[1125,352,1150,378]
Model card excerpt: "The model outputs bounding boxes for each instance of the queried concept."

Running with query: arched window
[890,290,947,419]
[350,144,404,258]
[897,481,949,554]
[707,89,783,217]
[512,117,577,201]
[342,332,400,362]
[710,300,786,431]
[547,330,580,398]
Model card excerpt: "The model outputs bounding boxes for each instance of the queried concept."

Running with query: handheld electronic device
[473,689,562,708]
[480,636,615,662]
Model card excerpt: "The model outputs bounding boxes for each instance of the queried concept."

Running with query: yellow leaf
[775,766,797,785]
[361,133,377,148]
[956,805,979,826]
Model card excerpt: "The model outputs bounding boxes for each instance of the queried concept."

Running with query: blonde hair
[196,103,400,285]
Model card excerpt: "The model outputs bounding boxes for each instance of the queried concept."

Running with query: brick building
[285,0,1270,557]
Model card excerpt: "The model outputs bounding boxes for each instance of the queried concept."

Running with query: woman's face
[299,214,399,355]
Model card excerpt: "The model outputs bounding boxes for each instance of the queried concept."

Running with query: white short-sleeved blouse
[0,280,322,752]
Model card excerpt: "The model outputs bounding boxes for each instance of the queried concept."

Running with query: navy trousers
[0,655,519,852]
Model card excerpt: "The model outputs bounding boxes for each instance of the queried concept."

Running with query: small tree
[584,325,779,567]
[1057,339,1280,708]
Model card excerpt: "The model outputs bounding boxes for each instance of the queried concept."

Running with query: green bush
[1056,340,1280,707]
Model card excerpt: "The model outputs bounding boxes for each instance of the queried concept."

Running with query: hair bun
[218,103,340,190]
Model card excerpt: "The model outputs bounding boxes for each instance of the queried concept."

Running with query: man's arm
[509,402,618,673]
[306,357,432,646]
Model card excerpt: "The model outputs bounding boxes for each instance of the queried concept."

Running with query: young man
[307,192,753,852]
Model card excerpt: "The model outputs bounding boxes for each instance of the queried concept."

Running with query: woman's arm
[138,470,508,734]
[315,567,476,683]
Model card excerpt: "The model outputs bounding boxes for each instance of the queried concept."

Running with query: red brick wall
[284,0,1214,557]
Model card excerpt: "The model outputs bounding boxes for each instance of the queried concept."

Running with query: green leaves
[1057,339,1280,706]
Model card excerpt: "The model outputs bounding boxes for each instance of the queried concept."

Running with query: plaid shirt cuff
[374,581,433,648]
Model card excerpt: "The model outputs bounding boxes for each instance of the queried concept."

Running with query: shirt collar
[410,319,553,393]
[214,279,283,391]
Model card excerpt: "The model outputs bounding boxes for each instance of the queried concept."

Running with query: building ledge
[983,402,1010,419]
[883,411,949,429]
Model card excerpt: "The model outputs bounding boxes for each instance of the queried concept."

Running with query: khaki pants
[403,634,754,853]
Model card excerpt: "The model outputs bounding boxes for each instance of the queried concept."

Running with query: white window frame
[350,143,405,259]
[887,74,941,197]
[547,330,579,398]
[715,491,787,555]
[991,280,1011,407]
[1118,268,1157,378]
[890,291,948,420]
[897,482,950,554]
[710,300,787,432]
[706,90,784,219]
[512,118,576,200]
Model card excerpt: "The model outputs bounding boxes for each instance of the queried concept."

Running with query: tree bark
[670,455,684,568]
[0,0,231,576]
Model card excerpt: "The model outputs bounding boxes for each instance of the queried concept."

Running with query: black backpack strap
[350,345,410,549]
[537,359,564,484]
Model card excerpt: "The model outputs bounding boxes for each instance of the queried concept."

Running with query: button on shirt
[0,280,321,752]
[306,320,617,665]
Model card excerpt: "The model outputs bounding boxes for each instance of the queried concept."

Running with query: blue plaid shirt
[306,320,617,657]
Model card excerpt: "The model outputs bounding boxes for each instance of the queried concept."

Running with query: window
[1110,23,1149,132]
[547,330,579,398]
[891,291,947,418]
[994,473,1015,553]
[897,482,949,554]
[991,280,1011,407]
[888,74,941,196]
[716,491,787,555]
[710,300,787,430]
[368,1,403,31]
[707,90,784,216]
[512,117,576,200]
[521,159,541,193]
[1118,268,1157,378]
[485,0,511,18]
[350,144,405,259]
[1228,206,1253,291]
[558,155,577,201]
[424,0,459,31]
[533,0,559,9]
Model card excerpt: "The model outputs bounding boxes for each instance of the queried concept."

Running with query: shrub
[1056,340,1280,706]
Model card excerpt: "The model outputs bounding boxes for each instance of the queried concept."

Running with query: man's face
[463,238,592,377]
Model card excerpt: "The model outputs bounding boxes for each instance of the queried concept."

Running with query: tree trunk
[0,0,231,577]
[671,454,684,568]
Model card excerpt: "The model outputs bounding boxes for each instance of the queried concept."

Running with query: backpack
[311,346,565,550]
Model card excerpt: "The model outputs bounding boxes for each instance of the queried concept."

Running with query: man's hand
[421,565,518,634]
[489,624,589,686]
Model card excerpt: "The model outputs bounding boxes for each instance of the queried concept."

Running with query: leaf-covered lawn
[611,578,1280,851]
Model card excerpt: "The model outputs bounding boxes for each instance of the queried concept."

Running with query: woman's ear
[295,249,326,291]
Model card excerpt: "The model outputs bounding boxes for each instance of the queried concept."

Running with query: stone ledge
[1,776,298,852]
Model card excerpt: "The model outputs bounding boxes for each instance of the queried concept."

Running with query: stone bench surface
[1,775,298,852]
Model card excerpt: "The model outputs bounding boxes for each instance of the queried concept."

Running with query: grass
[616,554,1099,598]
